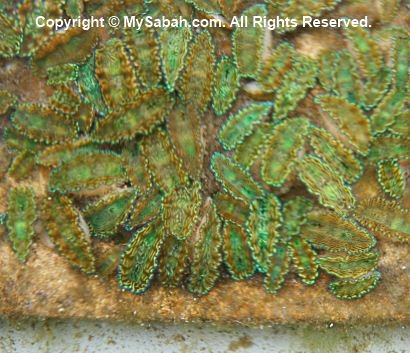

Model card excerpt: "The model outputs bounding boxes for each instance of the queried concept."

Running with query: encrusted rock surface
[1,232,410,324]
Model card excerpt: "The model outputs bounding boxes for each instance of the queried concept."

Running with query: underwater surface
[0,0,409,323]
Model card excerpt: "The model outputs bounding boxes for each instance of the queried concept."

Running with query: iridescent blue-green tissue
[0,0,408,302]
